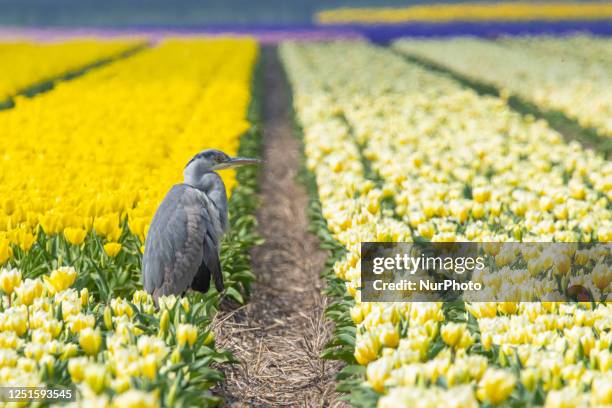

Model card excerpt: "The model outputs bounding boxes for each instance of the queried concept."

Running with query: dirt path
[213,47,346,408]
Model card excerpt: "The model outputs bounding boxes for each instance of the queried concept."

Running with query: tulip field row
[393,37,612,139]
[0,39,142,103]
[281,41,611,407]
[0,39,260,407]
[315,2,612,25]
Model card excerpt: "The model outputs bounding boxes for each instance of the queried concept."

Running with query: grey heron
[142,149,261,302]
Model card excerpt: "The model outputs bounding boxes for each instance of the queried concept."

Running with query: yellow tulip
[14,278,43,306]
[441,322,465,348]
[498,302,518,315]
[8,312,28,337]
[471,202,485,219]
[0,237,12,265]
[366,356,393,392]
[103,242,122,258]
[13,228,36,251]
[597,227,611,243]
[67,313,95,334]
[140,354,158,380]
[466,302,497,319]
[67,357,88,383]
[477,368,516,404]
[63,227,87,246]
[354,333,381,365]
[39,213,61,236]
[176,323,198,347]
[417,222,435,239]
[110,376,131,394]
[93,216,112,238]
[473,187,491,203]
[350,306,364,324]
[43,266,77,294]
[0,267,21,295]
[378,324,400,348]
[79,327,102,356]
[84,363,107,394]
[592,262,609,292]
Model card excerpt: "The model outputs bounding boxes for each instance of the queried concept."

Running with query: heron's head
[184,149,261,184]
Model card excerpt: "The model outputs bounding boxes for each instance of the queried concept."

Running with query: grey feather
[142,181,226,301]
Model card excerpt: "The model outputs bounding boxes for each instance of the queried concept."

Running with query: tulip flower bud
[170,347,181,364]
[204,331,215,346]
[158,309,169,338]
[80,288,89,307]
[104,306,113,331]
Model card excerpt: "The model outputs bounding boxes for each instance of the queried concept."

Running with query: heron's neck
[186,171,228,218]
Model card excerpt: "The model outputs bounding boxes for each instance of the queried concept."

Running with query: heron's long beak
[212,156,262,170]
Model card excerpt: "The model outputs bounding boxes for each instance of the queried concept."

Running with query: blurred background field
[4,0,488,26]
[0,0,611,41]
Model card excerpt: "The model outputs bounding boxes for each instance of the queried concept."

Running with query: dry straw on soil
[212,48,347,408]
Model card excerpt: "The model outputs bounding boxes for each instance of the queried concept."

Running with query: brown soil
[212,47,347,408]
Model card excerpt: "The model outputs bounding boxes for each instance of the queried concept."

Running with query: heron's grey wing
[142,184,213,299]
